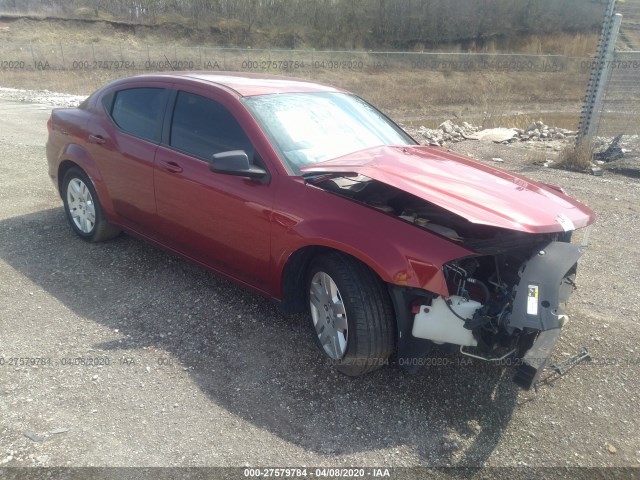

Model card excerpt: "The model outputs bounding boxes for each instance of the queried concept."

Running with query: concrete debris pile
[417,120,479,145]
[418,119,578,146]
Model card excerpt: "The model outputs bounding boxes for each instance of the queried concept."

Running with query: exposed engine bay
[314,174,589,388]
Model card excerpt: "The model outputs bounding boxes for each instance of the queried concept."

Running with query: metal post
[578,0,623,140]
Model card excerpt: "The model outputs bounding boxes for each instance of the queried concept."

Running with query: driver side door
[153,88,275,292]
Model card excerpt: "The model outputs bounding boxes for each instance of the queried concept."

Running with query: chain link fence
[0,42,591,74]
[597,50,640,137]
[596,0,640,139]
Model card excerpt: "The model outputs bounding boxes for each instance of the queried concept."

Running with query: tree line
[0,0,607,49]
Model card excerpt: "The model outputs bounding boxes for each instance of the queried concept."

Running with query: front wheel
[307,253,395,376]
[62,167,120,242]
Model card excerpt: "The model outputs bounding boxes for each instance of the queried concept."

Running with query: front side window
[170,91,254,160]
[242,92,415,174]
[110,88,168,142]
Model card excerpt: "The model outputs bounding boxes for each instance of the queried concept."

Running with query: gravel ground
[0,90,639,476]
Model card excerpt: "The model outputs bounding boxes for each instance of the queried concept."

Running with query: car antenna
[164,55,175,71]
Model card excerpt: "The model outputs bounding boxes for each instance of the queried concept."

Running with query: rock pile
[517,121,577,142]
[418,120,478,145]
[418,119,578,146]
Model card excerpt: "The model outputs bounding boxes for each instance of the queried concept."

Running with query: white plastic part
[558,314,569,327]
[411,295,480,346]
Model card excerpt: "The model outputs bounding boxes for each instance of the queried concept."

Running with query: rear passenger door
[153,88,275,291]
[88,85,169,232]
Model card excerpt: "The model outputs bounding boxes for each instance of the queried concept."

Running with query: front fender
[270,202,475,298]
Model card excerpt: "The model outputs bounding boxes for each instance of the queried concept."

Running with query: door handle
[88,134,106,145]
[159,160,183,173]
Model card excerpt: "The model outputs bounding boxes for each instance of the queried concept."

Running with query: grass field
[0,15,596,129]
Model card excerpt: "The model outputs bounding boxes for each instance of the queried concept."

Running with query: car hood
[300,145,595,233]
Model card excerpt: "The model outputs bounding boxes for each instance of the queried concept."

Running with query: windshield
[242,92,416,174]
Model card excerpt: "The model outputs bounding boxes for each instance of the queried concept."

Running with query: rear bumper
[46,139,60,195]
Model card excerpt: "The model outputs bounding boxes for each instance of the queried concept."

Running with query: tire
[306,252,395,376]
[61,167,120,242]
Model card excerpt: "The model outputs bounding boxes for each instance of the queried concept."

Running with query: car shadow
[0,208,520,466]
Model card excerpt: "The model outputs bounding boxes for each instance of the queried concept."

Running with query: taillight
[47,117,52,132]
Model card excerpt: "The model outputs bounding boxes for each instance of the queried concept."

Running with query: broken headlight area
[392,236,586,389]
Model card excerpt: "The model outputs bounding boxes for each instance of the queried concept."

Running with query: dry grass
[527,148,554,167]
[554,139,595,171]
[481,113,538,130]
[0,14,594,131]
[315,68,587,129]
[520,33,598,56]
[453,33,598,56]
[0,65,588,131]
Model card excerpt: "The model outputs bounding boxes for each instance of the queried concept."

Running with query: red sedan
[46,73,595,388]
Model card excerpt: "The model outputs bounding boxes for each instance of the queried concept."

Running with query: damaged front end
[391,231,590,389]
[326,179,592,389]
[302,146,595,389]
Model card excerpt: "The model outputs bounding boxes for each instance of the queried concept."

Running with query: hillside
[0,0,605,53]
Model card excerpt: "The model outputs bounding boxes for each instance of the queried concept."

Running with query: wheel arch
[59,162,122,242]
[58,160,82,197]
[57,145,115,218]
[275,230,461,315]
[278,245,393,315]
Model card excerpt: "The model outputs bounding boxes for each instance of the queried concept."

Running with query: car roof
[141,71,344,97]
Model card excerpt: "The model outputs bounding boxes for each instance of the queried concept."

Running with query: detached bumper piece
[517,346,592,389]
[511,241,585,389]
[513,329,561,389]
[509,241,583,331]
[549,347,591,376]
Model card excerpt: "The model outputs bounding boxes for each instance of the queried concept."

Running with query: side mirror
[208,150,269,183]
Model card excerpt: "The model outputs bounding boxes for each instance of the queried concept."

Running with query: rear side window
[170,91,253,160]
[110,88,168,142]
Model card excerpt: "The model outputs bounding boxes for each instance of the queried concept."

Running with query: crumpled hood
[300,145,595,233]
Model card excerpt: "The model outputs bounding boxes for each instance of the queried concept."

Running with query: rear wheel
[307,253,395,376]
[62,167,120,242]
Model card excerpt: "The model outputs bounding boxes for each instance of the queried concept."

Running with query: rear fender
[58,144,116,218]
